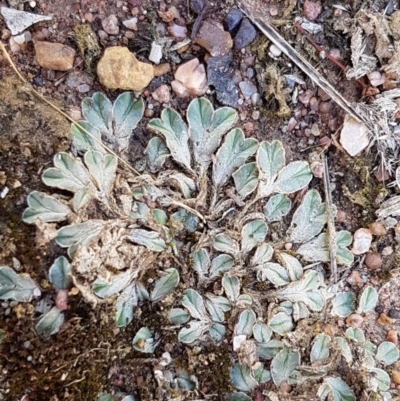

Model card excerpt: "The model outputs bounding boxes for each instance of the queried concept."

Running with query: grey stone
[223,9,243,34]
[234,18,256,50]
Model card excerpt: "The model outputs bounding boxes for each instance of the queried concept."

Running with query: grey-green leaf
[169,308,190,325]
[22,191,71,224]
[251,244,273,267]
[182,289,208,320]
[370,368,390,391]
[212,128,258,187]
[36,307,64,337]
[253,322,272,343]
[150,268,179,302]
[0,266,41,302]
[230,364,259,392]
[257,263,290,286]
[187,97,237,171]
[112,92,144,152]
[375,341,400,365]
[357,286,378,314]
[264,194,291,222]
[323,377,356,401]
[257,140,285,199]
[273,161,312,194]
[70,121,104,154]
[191,248,210,279]
[345,327,365,343]
[92,272,131,298]
[310,333,331,363]
[116,283,138,327]
[82,92,112,136]
[241,220,268,253]
[172,209,198,232]
[205,294,231,322]
[144,137,169,172]
[233,162,259,199]
[178,321,208,344]
[210,254,234,279]
[231,392,252,401]
[148,108,192,171]
[130,229,166,252]
[257,340,284,360]
[288,190,327,243]
[235,309,256,336]
[42,152,94,193]
[56,220,105,248]
[222,273,240,303]
[331,292,356,318]
[214,234,239,255]
[335,337,353,363]
[279,253,303,282]
[132,327,158,353]
[270,348,301,386]
[209,322,226,341]
[268,312,294,335]
[49,256,72,290]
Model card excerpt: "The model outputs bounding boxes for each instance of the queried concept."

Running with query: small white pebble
[269,44,282,57]
[0,187,9,199]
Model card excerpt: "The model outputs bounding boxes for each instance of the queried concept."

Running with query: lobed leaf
[182,289,208,320]
[150,268,179,302]
[331,292,356,318]
[205,294,231,322]
[230,364,259,392]
[71,121,104,154]
[36,306,64,337]
[268,312,293,335]
[253,322,272,343]
[233,162,259,199]
[191,248,210,279]
[273,161,312,194]
[264,194,291,222]
[375,341,400,365]
[49,256,72,290]
[144,137,169,172]
[82,92,112,136]
[234,309,256,336]
[0,266,41,302]
[178,321,209,344]
[169,308,190,325]
[270,348,301,386]
[214,234,239,255]
[357,286,378,314]
[116,283,138,327]
[56,220,106,249]
[250,243,273,267]
[222,273,241,303]
[209,322,226,341]
[210,254,234,279]
[257,262,290,286]
[310,333,331,363]
[130,229,166,252]
[241,220,268,253]
[257,339,284,360]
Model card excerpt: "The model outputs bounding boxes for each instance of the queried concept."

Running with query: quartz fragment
[340,115,369,156]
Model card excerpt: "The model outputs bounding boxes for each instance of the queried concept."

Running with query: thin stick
[0,42,205,222]
[322,152,338,283]
[238,1,367,124]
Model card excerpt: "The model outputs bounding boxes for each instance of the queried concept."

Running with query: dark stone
[388,308,400,319]
[223,9,243,34]
[234,18,257,50]
[190,0,207,14]
[207,54,239,107]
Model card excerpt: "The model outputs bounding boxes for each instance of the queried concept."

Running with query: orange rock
[387,330,398,345]
[369,221,387,236]
[345,313,364,328]
[377,313,393,326]
[392,371,400,385]
[34,41,75,71]
[365,252,382,271]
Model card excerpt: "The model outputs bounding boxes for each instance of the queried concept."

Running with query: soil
[1,0,400,400]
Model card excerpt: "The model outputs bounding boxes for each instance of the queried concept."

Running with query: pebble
[374,165,389,182]
[207,55,238,107]
[382,246,393,256]
[195,21,233,57]
[388,309,400,319]
[102,14,119,35]
[172,58,207,97]
[77,84,90,93]
[336,210,346,223]
[303,1,322,21]
[269,44,282,57]
[365,252,382,271]
[239,81,257,99]
[310,123,320,136]
[369,221,386,236]
[234,18,256,50]
[223,9,243,33]
[9,37,20,53]
[154,63,171,77]
[246,68,254,79]
[346,270,362,286]
[345,313,364,328]
[352,228,372,255]
[392,371,400,385]
[167,24,188,41]
[34,41,76,71]
[340,115,370,156]
[298,89,313,105]
[252,110,260,120]
[152,84,170,103]
[84,12,93,23]
[251,92,260,106]
[387,330,398,345]
[144,108,154,118]
[368,71,385,87]
[96,46,154,91]
[286,117,297,132]
[377,313,393,326]
[123,17,138,30]
[1,29,11,40]
[98,30,108,40]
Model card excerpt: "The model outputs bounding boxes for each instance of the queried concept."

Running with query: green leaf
[70,121,104,154]
[273,161,312,194]
[72,187,91,212]
[130,229,166,252]
[144,137,169,172]
[148,108,192,171]
[257,339,284,360]
[310,333,331,363]
[205,295,230,322]
[257,140,285,198]
[222,273,240,303]
[235,309,256,336]
[209,322,225,341]
[187,97,237,171]
[36,307,64,337]
[84,150,117,194]
[191,248,210,279]
[214,234,239,255]
[279,253,303,282]
[168,173,197,199]
[210,254,234,279]
[0,266,41,302]
[152,209,168,225]
[268,312,293,335]
[169,308,190,325]
[115,283,138,327]
[132,327,158,353]
[182,289,208,320]
[331,292,356,318]
[92,272,131,298]
[250,244,273,267]
[288,190,327,243]
[112,92,144,152]
[345,327,365,343]
[230,364,259,392]
[270,348,301,386]
[323,377,356,401]
[150,268,179,302]
[172,209,198,232]
[375,341,400,365]
[233,162,259,199]
[357,286,378,314]
[49,256,72,290]
[178,321,208,344]
[257,263,290,286]
[335,337,353,363]
[22,191,71,224]
[212,128,258,187]
[231,392,252,401]
[56,220,105,248]
[241,220,268,253]
[370,367,390,391]
[42,152,93,193]
[253,365,271,384]
[82,92,112,136]
[264,194,291,222]
[130,201,150,220]
[253,322,272,343]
